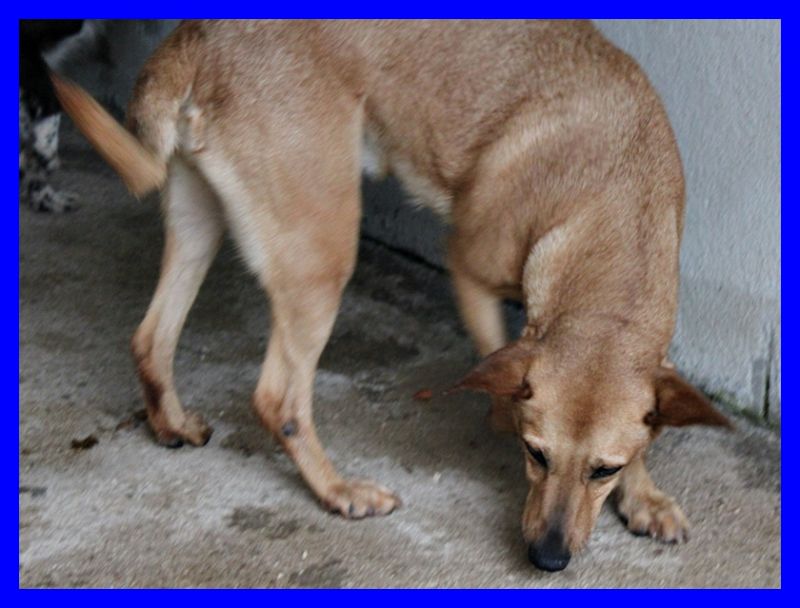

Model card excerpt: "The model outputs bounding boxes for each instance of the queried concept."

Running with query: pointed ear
[646,368,733,430]
[450,340,535,400]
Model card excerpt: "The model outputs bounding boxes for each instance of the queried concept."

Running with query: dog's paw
[154,410,213,448]
[321,479,401,519]
[618,491,689,543]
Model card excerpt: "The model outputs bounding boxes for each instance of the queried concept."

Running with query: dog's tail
[50,73,166,198]
[49,23,203,199]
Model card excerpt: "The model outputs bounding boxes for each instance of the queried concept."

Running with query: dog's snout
[528,528,571,572]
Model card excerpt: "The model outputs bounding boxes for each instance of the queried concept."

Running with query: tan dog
[52,19,732,572]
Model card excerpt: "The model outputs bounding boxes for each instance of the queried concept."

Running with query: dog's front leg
[614,453,690,543]
[450,264,506,357]
[450,264,515,433]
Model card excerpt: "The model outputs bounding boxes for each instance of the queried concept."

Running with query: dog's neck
[521,211,679,359]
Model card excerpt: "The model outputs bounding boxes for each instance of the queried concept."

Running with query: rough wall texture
[51,20,781,425]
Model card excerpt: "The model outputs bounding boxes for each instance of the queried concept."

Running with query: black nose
[528,529,571,572]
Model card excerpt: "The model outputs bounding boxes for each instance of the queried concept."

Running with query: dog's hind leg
[131,157,224,447]
[193,102,400,518]
[254,251,400,518]
[256,177,401,517]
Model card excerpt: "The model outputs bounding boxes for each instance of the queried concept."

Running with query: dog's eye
[590,465,622,480]
[526,444,548,468]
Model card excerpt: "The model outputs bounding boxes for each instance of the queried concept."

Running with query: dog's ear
[450,340,535,400]
[646,368,733,430]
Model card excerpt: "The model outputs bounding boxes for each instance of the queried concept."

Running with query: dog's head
[454,330,731,572]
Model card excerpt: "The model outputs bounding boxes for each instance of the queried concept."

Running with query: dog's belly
[360,131,453,217]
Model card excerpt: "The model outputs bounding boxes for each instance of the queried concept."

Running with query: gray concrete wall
[52,20,781,425]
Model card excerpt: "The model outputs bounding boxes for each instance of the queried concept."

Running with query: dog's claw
[322,479,400,519]
[160,436,184,449]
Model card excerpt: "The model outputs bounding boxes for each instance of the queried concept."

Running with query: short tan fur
[53,20,731,571]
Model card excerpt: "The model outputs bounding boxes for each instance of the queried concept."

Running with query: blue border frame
[11,10,786,596]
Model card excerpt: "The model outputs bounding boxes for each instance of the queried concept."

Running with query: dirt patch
[729,430,781,493]
[20,486,47,498]
[227,506,301,540]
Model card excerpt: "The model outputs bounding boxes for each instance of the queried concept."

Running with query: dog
[52,20,732,572]
[19,19,84,212]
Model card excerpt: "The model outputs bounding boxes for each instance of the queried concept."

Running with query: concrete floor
[20,127,780,588]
